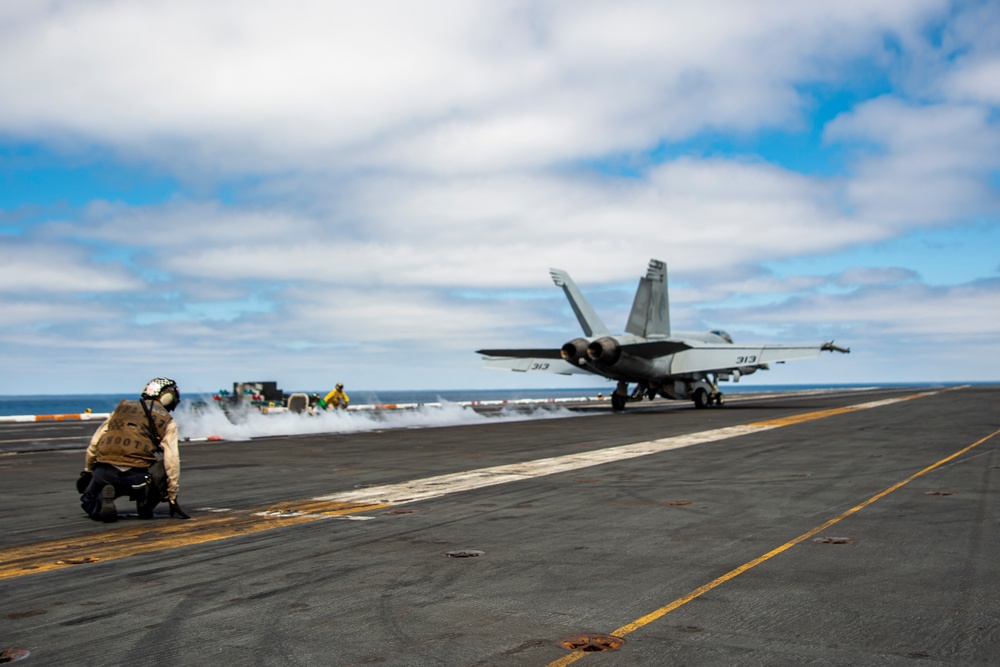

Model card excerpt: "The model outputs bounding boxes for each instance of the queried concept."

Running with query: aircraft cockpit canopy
[711,330,734,344]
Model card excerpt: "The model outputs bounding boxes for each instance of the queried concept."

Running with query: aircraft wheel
[611,393,626,412]
[714,393,725,407]
[694,389,709,409]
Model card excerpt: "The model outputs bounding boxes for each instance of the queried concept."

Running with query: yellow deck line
[545,422,1000,667]
[0,501,387,579]
[749,390,941,428]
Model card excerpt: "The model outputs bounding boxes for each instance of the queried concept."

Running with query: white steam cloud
[174,400,578,442]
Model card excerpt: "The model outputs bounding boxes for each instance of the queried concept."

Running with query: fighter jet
[477,259,849,412]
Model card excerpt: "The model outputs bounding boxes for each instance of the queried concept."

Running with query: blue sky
[1,0,998,395]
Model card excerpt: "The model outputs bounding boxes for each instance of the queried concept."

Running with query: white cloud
[34,159,877,290]
[940,0,1000,104]
[728,279,1000,339]
[825,97,1000,228]
[0,243,137,294]
[1,0,998,393]
[0,0,947,176]
[947,58,1000,104]
[0,299,114,328]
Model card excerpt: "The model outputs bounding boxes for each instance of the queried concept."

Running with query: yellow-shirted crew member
[321,383,350,410]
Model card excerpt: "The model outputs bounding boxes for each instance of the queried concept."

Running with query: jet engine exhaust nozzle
[586,337,621,365]
[560,338,590,363]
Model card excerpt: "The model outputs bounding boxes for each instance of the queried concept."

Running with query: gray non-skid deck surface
[1,386,998,666]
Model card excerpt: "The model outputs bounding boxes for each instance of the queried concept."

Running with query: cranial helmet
[142,377,181,411]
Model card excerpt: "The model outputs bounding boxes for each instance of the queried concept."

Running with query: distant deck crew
[78,377,191,522]
[322,383,350,410]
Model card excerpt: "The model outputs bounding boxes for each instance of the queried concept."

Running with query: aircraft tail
[625,258,670,337]
[549,268,611,337]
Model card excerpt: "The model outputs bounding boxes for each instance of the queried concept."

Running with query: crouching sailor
[78,377,191,522]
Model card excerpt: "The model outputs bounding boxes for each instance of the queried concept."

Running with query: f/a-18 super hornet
[477,259,849,412]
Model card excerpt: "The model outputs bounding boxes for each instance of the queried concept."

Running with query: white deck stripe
[314,392,936,506]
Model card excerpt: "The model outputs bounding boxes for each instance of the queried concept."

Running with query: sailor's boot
[100,485,118,523]
[133,475,155,519]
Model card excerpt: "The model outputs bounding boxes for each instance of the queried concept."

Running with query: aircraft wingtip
[822,341,851,354]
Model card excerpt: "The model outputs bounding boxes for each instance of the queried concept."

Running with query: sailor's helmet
[142,377,181,411]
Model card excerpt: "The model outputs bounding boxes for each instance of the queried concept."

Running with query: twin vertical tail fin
[551,259,670,339]
[549,268,611,337]
[625,259,670,337]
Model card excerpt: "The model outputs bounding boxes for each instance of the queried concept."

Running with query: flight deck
[1,386,998,666]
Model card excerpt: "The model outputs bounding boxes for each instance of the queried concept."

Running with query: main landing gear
[611,380,642,412]
[610,378,726,412]
[692,374,725,409]
[693,387,725,409]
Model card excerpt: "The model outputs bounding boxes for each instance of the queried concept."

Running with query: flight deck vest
[95,399,172,469]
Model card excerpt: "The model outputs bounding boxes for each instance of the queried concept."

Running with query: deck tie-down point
[443,550,484,558]
[557,634,625,652]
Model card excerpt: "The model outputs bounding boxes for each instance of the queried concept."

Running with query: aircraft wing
[670,344,843,375]
[477,348,562,359]
[477,349,590,375]
[621,340,691,358]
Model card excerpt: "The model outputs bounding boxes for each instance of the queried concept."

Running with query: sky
[1,0,999,396]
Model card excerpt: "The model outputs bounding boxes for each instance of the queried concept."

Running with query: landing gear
[692,375,725,409]
[611,381,630,412]
[694,388,710,409]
